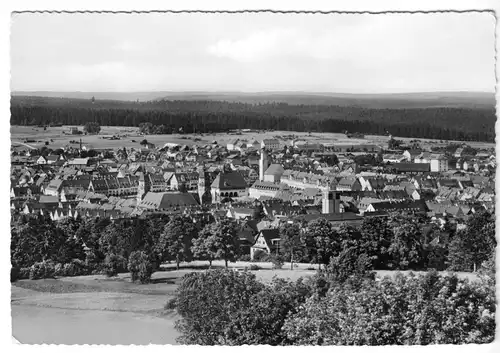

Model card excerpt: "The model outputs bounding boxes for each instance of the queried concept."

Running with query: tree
[359,216,393,269]
[279,223,304,269]
[83,122,101,134]
[448,210,496,272]
[303,218,340,268]
[191,224,216,267]
[387,213,424,270]
[192,219,240,268]
[327,247,374,283]
[283,272,495,345]
[128,251,154,283]
[174,269,264,345]
[158,216,197,270]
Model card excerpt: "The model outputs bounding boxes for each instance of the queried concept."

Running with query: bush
[11,267,20,282]
[54,263,64,276]
[270,254,285,270]
[249,264,261,271]
[29,261,55,280]
[19,267,31,280]
[104,254,127,277]
[252,249,270,262]
[164,297,177,310]
[238,254,251,262]
[62,263,77,277]
[128,251,154,284]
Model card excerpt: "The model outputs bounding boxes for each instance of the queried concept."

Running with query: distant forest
[10,96,496,142]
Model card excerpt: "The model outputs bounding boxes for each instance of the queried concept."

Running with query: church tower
[197,164,210,205]
[322,188,340,214]
[259,148,269,181]
[137,171,151,204]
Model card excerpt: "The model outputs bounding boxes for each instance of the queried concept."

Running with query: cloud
[207,29,296,63]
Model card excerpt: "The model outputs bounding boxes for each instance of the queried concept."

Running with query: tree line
[11,209,495,282]
[169,264,495,345]
[10,96,495,141]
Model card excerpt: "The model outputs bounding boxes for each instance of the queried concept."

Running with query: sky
[10,12,496,93]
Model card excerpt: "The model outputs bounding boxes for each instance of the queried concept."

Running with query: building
[137,192,199,211]
[259,149,269,182]
[414,153,448,173]
[263,164,285,183]
[210,170,248,203]
[322,189,341,214]
[137,172,151,203]
[250,229,280,260]
[261,139,280,150]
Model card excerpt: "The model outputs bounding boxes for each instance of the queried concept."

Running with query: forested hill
[11,91,496,109]
[10,95,496,142]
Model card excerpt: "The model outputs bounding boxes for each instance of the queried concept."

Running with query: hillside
[10,95,496,142]
[11,91,496,109]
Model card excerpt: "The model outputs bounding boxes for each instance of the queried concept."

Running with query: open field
[11,260,479,344]
[10,125,495,152]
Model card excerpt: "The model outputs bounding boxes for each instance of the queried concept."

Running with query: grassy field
[11,260,479,344]
[10,125,495,152]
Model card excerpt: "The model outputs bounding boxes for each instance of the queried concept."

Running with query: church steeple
[137,168,151,204]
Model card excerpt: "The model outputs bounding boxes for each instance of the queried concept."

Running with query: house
[414,153,448,172]
[226,139,239,151]
[261,139,280,150]
[365,200,428,214]
[383,154,406,163]
[137,192,199,211]
[403,149,422,162]
[392,163,430,174]
[68,158,90,169]
[264,164,285,183]
[250,229,280,260]
[226,207,255,220]
[336,177,362,192]
[210,170,248,202]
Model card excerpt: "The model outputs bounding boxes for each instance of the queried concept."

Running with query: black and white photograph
[6,1,498,348]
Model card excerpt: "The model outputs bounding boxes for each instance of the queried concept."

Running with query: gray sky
[10,12,496,93]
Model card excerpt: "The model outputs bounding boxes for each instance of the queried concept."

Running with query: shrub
[19,267,31,280]
[238,254,251,262]
[249,264,261,271]
[104,254,127,277]
[128,251,154,284]
[164,297,177,310]
[54,263,64,277]
[252,249,270,262]
[62,263,77,277]
[10,267,20,282]
[29,261,55,280]
[270,254,285,270]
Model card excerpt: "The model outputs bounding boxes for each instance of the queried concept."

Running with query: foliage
[303,218,340,267]
[448,211,496,271]
[83,121,101,134]
[174,269,264,345]
[283,271,496,345]
[270,254,285,269]
[103,253,127,277]
[128,251,154,283]
[279,223,304,269]
[29,261,56,280]
[327,247,374,283]
[158,216,197,270]
[191,219,240,267]
[11,96,495,142]
[387,213,424,270]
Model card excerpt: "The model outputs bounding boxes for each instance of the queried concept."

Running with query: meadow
[10,125,495,152]
[11,260,479,345]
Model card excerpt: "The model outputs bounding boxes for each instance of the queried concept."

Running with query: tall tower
[137,171,151,204]
[197,164,210,205]
[259,148,268,182]
[322,188,340,214]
